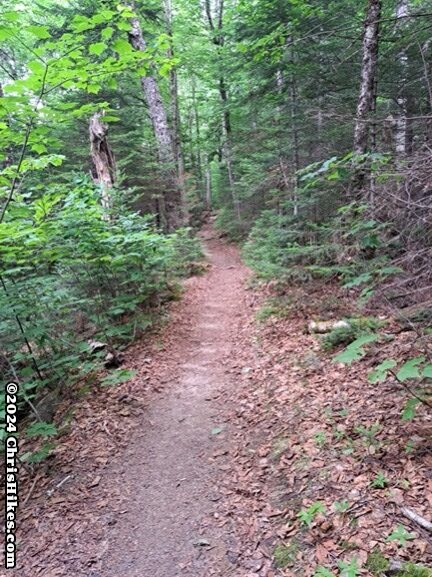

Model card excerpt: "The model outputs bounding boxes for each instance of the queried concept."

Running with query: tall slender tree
[127,1,185,231]
[352,0,382,191]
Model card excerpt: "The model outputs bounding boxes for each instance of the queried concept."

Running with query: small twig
[46,474,72,497]
[22,475,40,508]
[401,506,432,532]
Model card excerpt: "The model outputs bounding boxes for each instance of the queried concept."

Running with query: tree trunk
[290,62,300,216]
[353,0,381,156]
[0,82,12,169]
[204,0,241,221]
[127,2,184,231]
[164,0,187,211]
[191,78,203,183]
[204,153,212,210]
[394,0,409,157]
[352,0,382,191]
[89,112,116,216]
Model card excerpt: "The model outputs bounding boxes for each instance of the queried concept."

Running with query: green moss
[321,316,384,351]
[366,550,389,576]
[273,543,298,568]
[400,563,432,577]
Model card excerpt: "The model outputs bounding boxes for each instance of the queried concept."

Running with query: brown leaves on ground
[13,289,195,577]
[215,281,432,577]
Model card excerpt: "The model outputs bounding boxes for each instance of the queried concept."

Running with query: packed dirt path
[100,226,250,577]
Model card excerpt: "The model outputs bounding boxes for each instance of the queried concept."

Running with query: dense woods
[1,0,432,574]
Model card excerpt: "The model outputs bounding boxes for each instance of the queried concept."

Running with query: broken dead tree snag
[89,112,116,215]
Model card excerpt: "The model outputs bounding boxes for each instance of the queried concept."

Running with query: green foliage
[386,524,416,547]
[333,500,350,514]
[338,558,361,577]
[21,441,56,464]
[314,567,336,577]
[0,178,202,445]
[371,472,388,489]
[321,317,382,352]
[399,564,432,577]
[100,369,137,387]
[367,356,431,421]
[355,423,380,444]
[333,334,378,365]
[256,296,293,321]
[273,543,298,568]
[26,422,58,438]
[297,501,326,527]
[366,550,389,576]
[314,431,327,448]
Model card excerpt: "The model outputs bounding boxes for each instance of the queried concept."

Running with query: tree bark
[89,112,116,216]
[204,0,241,221]
[164,0,187,208]
[127,2,184,231]
[0,82,12,169]
[394,0,409,157]
[353,0,381,156]
[352,0,382,192]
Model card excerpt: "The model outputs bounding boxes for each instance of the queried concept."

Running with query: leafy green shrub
[0,179,202,446]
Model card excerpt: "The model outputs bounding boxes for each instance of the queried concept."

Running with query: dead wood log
[308,320,350,334]
[401,506,432,532]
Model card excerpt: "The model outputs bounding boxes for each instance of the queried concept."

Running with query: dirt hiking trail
[100,226,250,577]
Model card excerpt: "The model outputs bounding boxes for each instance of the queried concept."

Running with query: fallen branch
[401,506,432,532]
[22,475,40,508]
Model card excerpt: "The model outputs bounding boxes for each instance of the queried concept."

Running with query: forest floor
[14,225,431,577]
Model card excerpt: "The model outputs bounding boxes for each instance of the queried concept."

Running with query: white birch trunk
[353,0,382,157]
[394,0,409,157]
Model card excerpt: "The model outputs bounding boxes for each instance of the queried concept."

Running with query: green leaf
[113,38,133,56]
[396,356,425,382]
[314,567,335,577]
[3,12,20,22]
[402,398,421,421]
[28,60,46,76]
[297,501,326,527]
[386,524,416,546]
[86,84,101,94]
[338,558,361,577]
[334,334,377,365]
[26,25,51,39]
[89,42,107,56]
[368,359,397,384]
[100,369,136,387]
[92,10,115,24]
[101,26,114,40]
[0,26,14,40]
[26,422,58,438]
[21,442,55,463]
[31,143,48,154]
[422,364,432,379]
[71,15,94,32]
